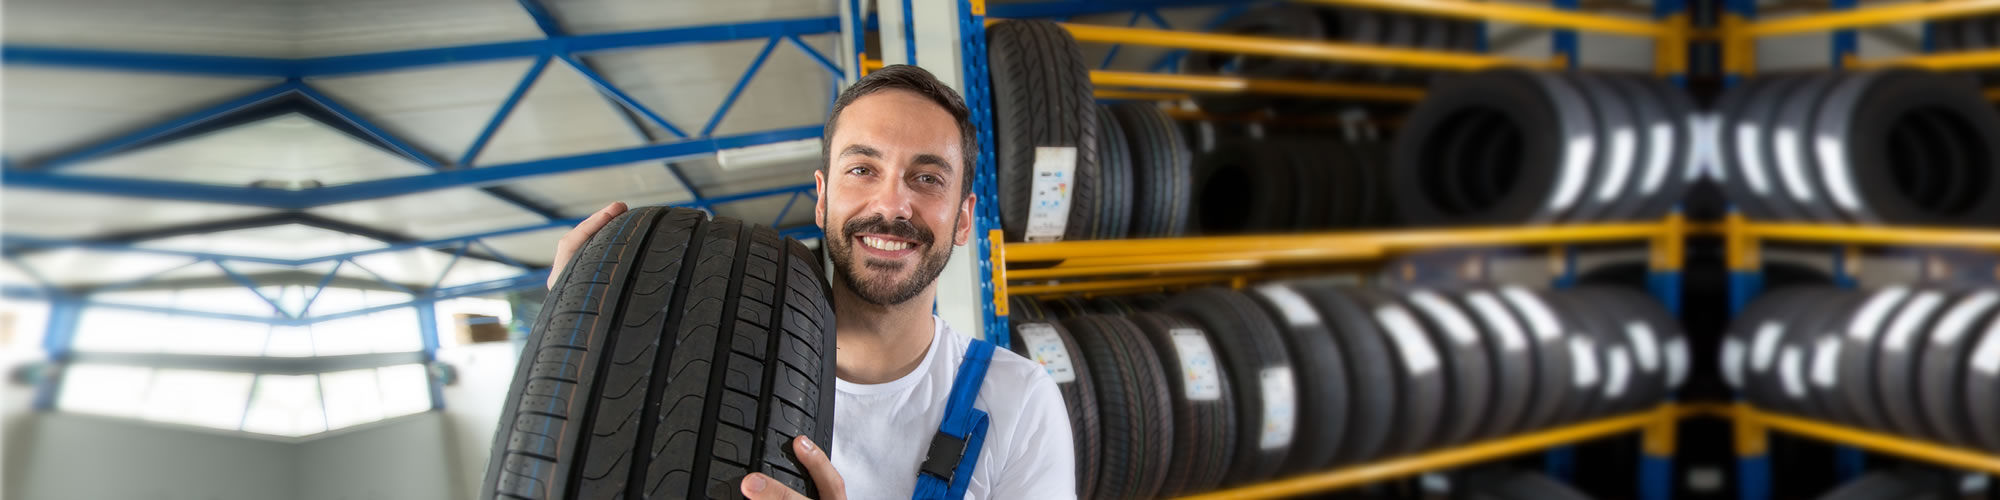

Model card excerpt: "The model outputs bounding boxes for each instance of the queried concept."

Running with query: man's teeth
[861,236,911,251]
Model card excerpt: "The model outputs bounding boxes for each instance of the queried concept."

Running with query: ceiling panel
[64,113,433,187]
[435,258,529,288]
[297,0,544,58]
[547,0,833,35]
[306,188,546,241]
[136,223,389,261]
[3,67,283,161]
[303,59,541,167]
[2,190,281,239]
[346,247,482,288]
[493,161,695,217]
[472,227,568,267]
[587,36,834,140]
[12,248,212,287]
[3,0,296,57]
[471,61,647,166]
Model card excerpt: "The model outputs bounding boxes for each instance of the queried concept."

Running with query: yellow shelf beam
[1038,20,1550,71]
[1739,222,2000,250]
[1005,223,1668,264]
[1290,0,1675,37]
[1724,405,2000,476]
[1735,0,2000,38]
[1176,405,1681,500]
[1851,47,2000,71]
[1092,70,1427,101]
[1008,274,1241,296]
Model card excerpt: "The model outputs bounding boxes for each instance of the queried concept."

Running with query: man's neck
[831,280,939,385]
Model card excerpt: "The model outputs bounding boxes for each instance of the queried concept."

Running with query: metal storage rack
[947,0,1700,498]
[1714,2,2000,498]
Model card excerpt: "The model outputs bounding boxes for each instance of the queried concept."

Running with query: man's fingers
[548,202,628,289]
[739,473,808,500]
[793,436,844,498]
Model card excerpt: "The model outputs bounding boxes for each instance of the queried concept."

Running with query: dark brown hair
[821,64,979,196]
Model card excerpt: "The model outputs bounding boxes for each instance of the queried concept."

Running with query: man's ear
[813,169,828,229]
[953,193,977,246]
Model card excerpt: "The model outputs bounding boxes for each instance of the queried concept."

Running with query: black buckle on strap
[920,431,968,483]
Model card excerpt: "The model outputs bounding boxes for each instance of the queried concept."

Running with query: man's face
[815,90,976,306]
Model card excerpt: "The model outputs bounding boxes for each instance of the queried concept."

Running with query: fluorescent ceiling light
[717,138,821,170]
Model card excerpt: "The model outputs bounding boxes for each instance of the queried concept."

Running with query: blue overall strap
[911,338,996,500]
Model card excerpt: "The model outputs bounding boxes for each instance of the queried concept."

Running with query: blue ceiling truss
[4,8,844,410]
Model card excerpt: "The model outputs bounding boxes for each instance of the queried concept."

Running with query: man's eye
[847,166,871,176]
[916,174,942,185]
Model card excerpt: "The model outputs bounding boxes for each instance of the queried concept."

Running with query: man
[547,65,1075,500]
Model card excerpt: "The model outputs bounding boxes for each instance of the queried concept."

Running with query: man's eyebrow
[911,153,954,173]
[839,144,882,159]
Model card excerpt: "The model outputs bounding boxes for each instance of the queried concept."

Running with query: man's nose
[863,177,917,221]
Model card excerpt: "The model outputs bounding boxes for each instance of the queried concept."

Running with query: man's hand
[742,436,844,500]
[547,202,628,289]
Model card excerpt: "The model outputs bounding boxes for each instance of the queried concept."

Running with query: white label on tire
[1375,305,1440,377]
[1571,337,1601,388]
[1883,291,1946,353]
[1169,328,1223,401]
[1849,286,1912,341]
[1811,337,1843,389]
[1751,321,1785,373]
[1409,290,1478,347]
[1024,147,1077,242]
[1626,321,1660,373]
[1259,366,1298,450]
[1779,346,1807,399]
[1605,346,1632,398]
[1722,338,1745,390]
[1973,317,2000,376]
[1256,285,1322,328]
[1667,337,1690,389]
[1500,286,1564,342]
[1467,292,1529,352]
[1018,323,1076,384]
[1932,291,1998,346]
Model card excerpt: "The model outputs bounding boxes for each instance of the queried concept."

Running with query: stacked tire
[1714,70,2000,225]
[1392,69,1701,226]
[1189,136,1397,234]
[1724,285,2000,453]
[480,207,839,500]
[1008,282,1685,497]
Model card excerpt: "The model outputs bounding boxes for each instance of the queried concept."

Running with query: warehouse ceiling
[2,0,842,289]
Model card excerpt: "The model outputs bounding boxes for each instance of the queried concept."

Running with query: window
[139,369,253,430]
[241,374,325,437]
[58,363,433,437]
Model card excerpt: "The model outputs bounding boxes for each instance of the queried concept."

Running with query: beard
[826,212,956,306]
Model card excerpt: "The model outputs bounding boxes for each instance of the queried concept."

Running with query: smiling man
[547,65,1075,500]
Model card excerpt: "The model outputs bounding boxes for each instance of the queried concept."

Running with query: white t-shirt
[831,317,1076,500]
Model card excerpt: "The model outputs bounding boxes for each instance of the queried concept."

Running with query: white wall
[7,413,298,500]
[296,412,459,500]
[438,341,527,500]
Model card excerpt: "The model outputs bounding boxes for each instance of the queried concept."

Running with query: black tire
[1043,296,1093,320]
[481,207,838,500]
[1734,287,1830,414]
[1392,69,1593,226]
[1916,290,1998,448]
[1564,72,1644,223]
[1094,104,1134,240]
[1347,287,1448,457]
[1167,288,1298,485]
[1739,75,1814,221]
[1248,283,1350,474]
[1549,290,1642,418]
[1009,295,1049,322]
[1399,288,1496,447]
[1006,320,1102,499]
[1871,287,1961,441]
[1836,285,1919,433]
[1128,312,1237,496]
[1770,73,1847,223]
[1782,290,1871,422]
[1620,75,1698,221]
[1814,69,2000,226]
[1450,287,1539,438]
[1493,286,1576,433]
[1540,290,1609,423]
[1191,140,1296,234]
[1110,102,1194,238]
[989,20,1099,243]
[1714,76,1781,220]
[1964,313,2000,452]
[1295,282,1404,465]
[1063,315,1174,500]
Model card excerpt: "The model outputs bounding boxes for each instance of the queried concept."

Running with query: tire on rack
[1111,102,1194,238]
[1399,288,1496,448]
[1732,287,1828,414]
[1345,287,1448,457]
[1870,286,1960,442]
[1915,289,1999,449]
[1549,290,1641,418]
[1295,282,1405,465]
[1714,76,1781,220]
[1191,140,1296,234]
[1248,283,1350,475]
[1006,320,1102,499]
[1167,288,1299,486]
[1738,75,1815,221]
[1391,69,1597,226]
[1540,290,1609,424]
[989,19,1099,243]
[1094,104,1134,240]
[1128,312,1237,496]
[1450,287,1539,439]
[1493,286,1576,433]
[1806,291,1871,427]
[1812,69,2000,226]
[1768,73,1848,223]
[480,207,838,500]
[1063,315,1175,500]
[1563,72,1643,223]
[1835,285,1918,433]
[1964,312,2000,452]
[1619,74,1699,221]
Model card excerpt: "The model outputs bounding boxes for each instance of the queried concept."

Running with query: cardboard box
[453,313,510,344]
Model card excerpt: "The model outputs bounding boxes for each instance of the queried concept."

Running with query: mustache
[842,214,934,246]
